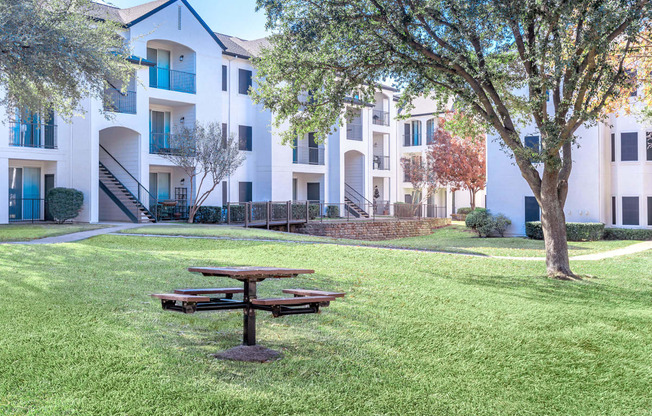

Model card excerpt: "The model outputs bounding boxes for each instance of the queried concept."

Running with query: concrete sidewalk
[5,223,145,245]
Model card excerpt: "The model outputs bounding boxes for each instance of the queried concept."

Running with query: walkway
[5,223,145,245]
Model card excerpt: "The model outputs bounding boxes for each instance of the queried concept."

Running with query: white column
[0,157,9,224]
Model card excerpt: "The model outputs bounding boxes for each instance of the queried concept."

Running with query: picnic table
[151,267,345,349]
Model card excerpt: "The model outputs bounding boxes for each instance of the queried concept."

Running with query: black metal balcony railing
[9,198,46,222]
[403,134,422,147]
[150,67,196,94]
[373,155,390,170]
[346,123,363,141]
[9,122,57,149]
[372,110,389,126]
[293,147,325,165]
[104,88,137,114]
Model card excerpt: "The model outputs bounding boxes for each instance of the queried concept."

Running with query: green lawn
[0,224,108,242]
[0,235,650,415]
[123,223,640,257]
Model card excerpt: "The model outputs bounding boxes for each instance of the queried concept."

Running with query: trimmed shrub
[525,221,605,241]
[604,228,652,241]
[227,204,246,222]
[465,208,493,237]
[465,208,487,230]
[47,187,83,224]
[457,207,473,215]
[291,203,320,220]
[194,206,222,223]
[326,205,340,218]
[493,214,512,237]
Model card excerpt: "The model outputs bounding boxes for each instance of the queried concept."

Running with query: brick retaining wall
[296,218,451,241]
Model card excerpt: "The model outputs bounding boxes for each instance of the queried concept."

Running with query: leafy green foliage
[466,209,511,237]
[526,222,606,241]
[194,206,223,224]
[604,228,652,241]
[457,207,473,215]
[46,187,83,224]
[326,205,340,218]
[493,214,512,237]
[0,0,133,119]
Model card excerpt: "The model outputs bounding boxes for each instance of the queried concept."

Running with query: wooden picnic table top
[188,266,315,280]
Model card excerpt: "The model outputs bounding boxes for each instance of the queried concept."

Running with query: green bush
[604,228,652,241]
[326,205,340,218]
[46,187,84,224]
[525,222,605,241]
[457,207,473,215]
[465,208,487,230]
[493,214,512,237]
[227,204,245,222]
[194,206,222,223]
[290,203,320,220]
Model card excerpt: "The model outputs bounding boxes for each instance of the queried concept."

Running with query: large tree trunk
[539,169,576,279]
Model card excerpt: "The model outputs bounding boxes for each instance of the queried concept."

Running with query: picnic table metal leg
[243,280,256,346]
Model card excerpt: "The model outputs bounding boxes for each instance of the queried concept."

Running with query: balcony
[149,67,196,94]
[372,110,389,126]
[9,122,57,149]
[293,146,325,165]
[403,134,422,147]
[373,155,390,170]
[346,123,362,141]
[149,132,186,155]
[104,88,137,114]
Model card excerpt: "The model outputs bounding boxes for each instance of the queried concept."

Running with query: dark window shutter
[612,196,617,225]
[238,69,252,94]
[404,124,411,146]
[622,197,639,225]
[239,182,252,203]
[221,123,227,148]
[621,132,638,161]
[524,135,540,153]
[238,125,252,151]
[524,196,540,222]
[611,133,615,162]
[647,132,652,161]
[222,181,227,204]
[648,197,652,226]
[221,65,227,91]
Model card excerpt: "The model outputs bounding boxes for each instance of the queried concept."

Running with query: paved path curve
[3,223,145,245]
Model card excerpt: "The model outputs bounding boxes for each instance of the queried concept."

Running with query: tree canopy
[252,0,652,278]
[0,0,133,119]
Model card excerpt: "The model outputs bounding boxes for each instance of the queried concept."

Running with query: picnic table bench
[151,267,345,348]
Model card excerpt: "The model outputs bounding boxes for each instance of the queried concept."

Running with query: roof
[215,33,271,59]
[90,0,226,50]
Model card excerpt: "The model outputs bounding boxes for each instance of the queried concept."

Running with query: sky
[102,0,271,40]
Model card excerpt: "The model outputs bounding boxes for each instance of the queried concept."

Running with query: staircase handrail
[99,144,159,207]
[344,183,372,207]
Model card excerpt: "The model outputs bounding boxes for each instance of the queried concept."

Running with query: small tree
[428,116,486,210]
[160,122,245,223]
[400,155,437,215]
[0,0,133,119]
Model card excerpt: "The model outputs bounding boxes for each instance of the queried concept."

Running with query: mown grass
[0,224,108,242]
[123,223,639,257]
[0,235,650,415]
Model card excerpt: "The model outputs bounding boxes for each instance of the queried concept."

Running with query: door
[44,174,54,221]
[8,168,22,220]
[157,50,171,89]
[150,110,170,152]
[307,182,320,202]
[23,167,41,220]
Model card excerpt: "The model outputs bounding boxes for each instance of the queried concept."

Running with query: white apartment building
[397,96,486,217]
[1,0,476,224]
[487,94,652,236]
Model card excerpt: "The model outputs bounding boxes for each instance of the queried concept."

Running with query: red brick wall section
[296,218,451,241]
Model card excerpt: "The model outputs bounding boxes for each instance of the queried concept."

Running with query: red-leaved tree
[428,121,486,210]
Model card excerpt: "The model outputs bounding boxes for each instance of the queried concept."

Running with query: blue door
[23,168,41,220]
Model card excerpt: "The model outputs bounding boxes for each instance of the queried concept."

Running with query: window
[222,181,227,204]
[238,69,252,95]
[621,132,638,161]
[238,125,252,151]
[10,109,56,149]
[411,121,421,146]
[221,65,227,92]
[524,196,540,222]
[524,135,540,153]
[239,182,252,203]
[403,123,411,146]
[622,196,639,225]
[648,197,652,226]
[221,123,227,147]
[611,133,615,162]
[426,119,435,145]
[647,132,652,161]
[612,196,617,225]
[147,48,171,90]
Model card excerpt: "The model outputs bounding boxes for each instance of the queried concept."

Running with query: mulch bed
[213,345,282,363]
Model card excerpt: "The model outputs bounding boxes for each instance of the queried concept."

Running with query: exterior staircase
[99,162,156,223]
[344,196,370,218]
